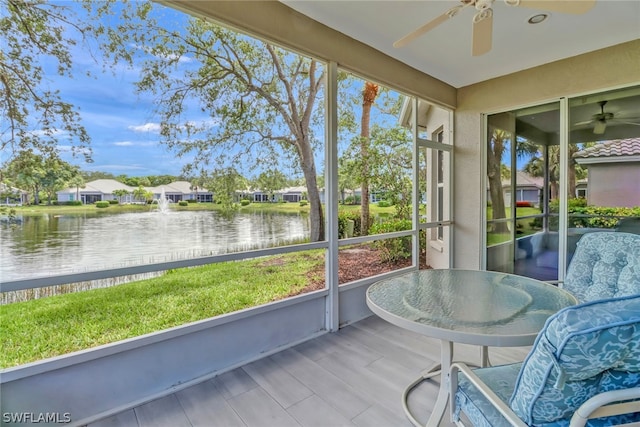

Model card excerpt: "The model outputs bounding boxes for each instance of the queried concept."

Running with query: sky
[4,1,406,180]
[41,3,194,177]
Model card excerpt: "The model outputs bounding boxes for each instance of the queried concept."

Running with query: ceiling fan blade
[394,3,470,48]
[573,120,593,126]
[593,120,607,135]
[394,11,451,48]
[472,9,493,56]
[512,0,596,14]
[614,120,640,126]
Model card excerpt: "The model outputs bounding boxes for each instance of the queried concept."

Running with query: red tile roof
[574,138,640,159]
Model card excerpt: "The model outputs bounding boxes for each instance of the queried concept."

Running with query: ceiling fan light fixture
[528,13,548,24]
[593,119,607,135]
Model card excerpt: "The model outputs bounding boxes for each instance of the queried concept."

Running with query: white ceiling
[282,0,640,88]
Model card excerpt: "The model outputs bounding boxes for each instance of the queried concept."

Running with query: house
[57,179,136,204]
[56,179,213,204]
[574,138,640,208]
[0,183,29,205]
[504,172,544,207]
[2,1,639,425]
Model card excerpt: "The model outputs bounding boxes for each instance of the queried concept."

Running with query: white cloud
[114,141,134,146]
[128,123,161,133]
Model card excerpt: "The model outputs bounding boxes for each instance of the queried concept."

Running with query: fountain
[153,188,171,213]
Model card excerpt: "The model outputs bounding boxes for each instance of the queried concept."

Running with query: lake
[0,210,310,282]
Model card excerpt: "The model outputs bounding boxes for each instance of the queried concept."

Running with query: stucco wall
[454,39,640,269]
[587,162,640,208]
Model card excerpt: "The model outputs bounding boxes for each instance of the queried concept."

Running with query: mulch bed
[293,244,429,296]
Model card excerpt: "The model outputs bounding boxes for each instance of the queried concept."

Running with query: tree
[207,167,247,219]
[132,185,150,204]
[102,8,326,241]
[368,125,413,219]
[68,174,86,203]
[358,82,380,235]
[40,159,78,204]
[3,151,47,204]
[487,129,510,233]
[256,169,288,202]
[112,189,130,204]
[1,0,92,162]
[2,151,78,204]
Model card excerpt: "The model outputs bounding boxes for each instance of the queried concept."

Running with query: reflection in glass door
[486,102,561,281]
[485,84,640,283]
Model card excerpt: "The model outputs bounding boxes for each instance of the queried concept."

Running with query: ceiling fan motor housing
[475,0,495,10]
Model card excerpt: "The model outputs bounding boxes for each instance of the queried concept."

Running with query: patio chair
[616,217,640,234]
[563,231,640,303]
[450,294,640,427]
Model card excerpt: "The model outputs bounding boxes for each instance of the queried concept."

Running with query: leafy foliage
[1,0,92,162]
[369,219,412,262]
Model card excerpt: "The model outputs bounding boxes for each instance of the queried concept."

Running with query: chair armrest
[570,387,640,427]
[450,362,528,427]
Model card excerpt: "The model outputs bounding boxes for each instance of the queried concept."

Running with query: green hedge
[95,201,110,208]
[178,201,188,206]
[369,219,412,263]
[551,199,640,228]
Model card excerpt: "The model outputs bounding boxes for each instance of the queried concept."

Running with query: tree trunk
[487,134,509,233]
[360,82,379,236]
[299,138,324,242]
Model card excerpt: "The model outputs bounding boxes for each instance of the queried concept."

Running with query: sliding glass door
[485,84,640,283]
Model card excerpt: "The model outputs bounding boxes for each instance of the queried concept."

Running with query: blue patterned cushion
[564,232,640,302]
[454,363,521,427]
[509,294,640,425]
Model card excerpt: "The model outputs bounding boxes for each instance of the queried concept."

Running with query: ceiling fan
[574,101,640,135]
[393,0,596,56]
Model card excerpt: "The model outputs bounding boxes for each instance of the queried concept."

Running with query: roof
[58,179,210,195]
[72,179,135,194]
[149,181,208,194]
[501,171,543,189]
[573,138,640,160]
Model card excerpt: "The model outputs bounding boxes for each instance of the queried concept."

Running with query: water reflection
[1,211,309,281]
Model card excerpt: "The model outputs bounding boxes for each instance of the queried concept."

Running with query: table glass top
[366,269,577,344]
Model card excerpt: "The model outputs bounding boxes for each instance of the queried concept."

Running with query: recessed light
[528,13,549,24]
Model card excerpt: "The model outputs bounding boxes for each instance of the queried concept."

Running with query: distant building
[0,183,29,205]
[56,179,212,204]
[574,138,640,208]
[502,171,544,207]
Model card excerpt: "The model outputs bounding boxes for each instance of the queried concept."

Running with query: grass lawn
[486,207,543,246]
[0,251,324,368]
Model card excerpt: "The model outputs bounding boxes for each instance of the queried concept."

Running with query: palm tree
[487,130,510,233]
[359,81,379,235]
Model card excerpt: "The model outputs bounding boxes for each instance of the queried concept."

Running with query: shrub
[95,201,110,208]
[344,195,361,205]
[240,200,251,206]
[377,200,391,208]
[186,199,196,203]
[369,219,412,263]
[108,199,119,204]
[337,210,371,238]
[178,201,188,206]
[299,200,308,207]
[550,198,639,229]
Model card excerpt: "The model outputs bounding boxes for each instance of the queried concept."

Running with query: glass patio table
[366,269,577,427]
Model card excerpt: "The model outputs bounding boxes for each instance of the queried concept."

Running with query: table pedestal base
[402,343,488,427]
